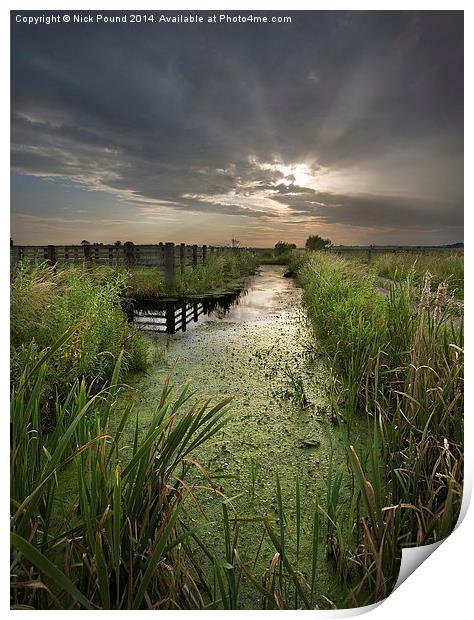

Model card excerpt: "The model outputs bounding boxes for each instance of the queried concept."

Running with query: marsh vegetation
[10,248,463,609]
[295,250,463,602]
[125,250,259,300]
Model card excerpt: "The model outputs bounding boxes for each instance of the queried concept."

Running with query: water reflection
[125,289,244,333]
[126,266,296,333]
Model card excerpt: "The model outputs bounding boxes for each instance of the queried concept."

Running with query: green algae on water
[123,266,368,608]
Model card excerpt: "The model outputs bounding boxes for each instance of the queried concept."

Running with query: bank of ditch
[291,251,463,603]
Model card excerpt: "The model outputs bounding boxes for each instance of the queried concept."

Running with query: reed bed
[11,256,332,610]
[258,251,294,265]
[293,252,463,604]
[371,250,463,298]
[11,250,462,609]
[11,335,233,609]
[11,332,329,609]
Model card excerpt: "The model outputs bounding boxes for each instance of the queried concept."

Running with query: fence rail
[324,245,462,262]
[10,241,243,288]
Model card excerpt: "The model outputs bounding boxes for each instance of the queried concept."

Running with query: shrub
[305,235,332,251]
[274,241,296,255]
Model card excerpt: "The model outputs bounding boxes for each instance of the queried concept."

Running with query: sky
[10,10,463,247]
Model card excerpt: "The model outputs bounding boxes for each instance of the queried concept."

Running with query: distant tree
[305,235,332,251]
[231,237,240,248]
[114,240,122,246]
[274,241,296,255]
[80,240,90,245]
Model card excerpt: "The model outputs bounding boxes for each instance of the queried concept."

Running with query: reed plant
[11,333,234,609]
[291,252,463,605]
[11,332,330,610]
[212,474,323,610]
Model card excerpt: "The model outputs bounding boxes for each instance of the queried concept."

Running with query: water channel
[127,265,367,607]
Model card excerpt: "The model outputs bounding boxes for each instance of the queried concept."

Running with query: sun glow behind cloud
[251,157,314,188]
[249,156,374,196]
[181,156,357,220]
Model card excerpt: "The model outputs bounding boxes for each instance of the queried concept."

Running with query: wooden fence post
[158,242,163,269]
[202,244,207,264]
[180,243,186,273]
[192,244,198,270]
[124,241,135,268]
[165,302,176,334]
[181,303,187,332]
[46,245,57,267]
[367,244,373,263]
[125,301,134,323]
[10,239,23,265]
[164,242,176,288]
[83,243,92,268]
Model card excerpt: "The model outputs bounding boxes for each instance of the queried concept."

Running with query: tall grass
[258,251,294,265]
[297,254,387,421]
[292,252,463,605]
[125,250,258,300]
[11,261,148,410]
[175,251,258,295]
[371,250,463,298]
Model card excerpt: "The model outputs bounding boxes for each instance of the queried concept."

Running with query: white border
[2,2,471,618]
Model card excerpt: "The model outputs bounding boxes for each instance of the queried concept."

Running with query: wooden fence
[325,245,461,262]
[10,241,242,288]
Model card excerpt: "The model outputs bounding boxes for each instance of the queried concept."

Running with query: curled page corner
[335,601,383,617]
[393,479,471,593]
[393,540,444,591]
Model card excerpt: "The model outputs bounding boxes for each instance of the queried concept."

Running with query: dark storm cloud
[268,184,462,231]
[11,10,463,240]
